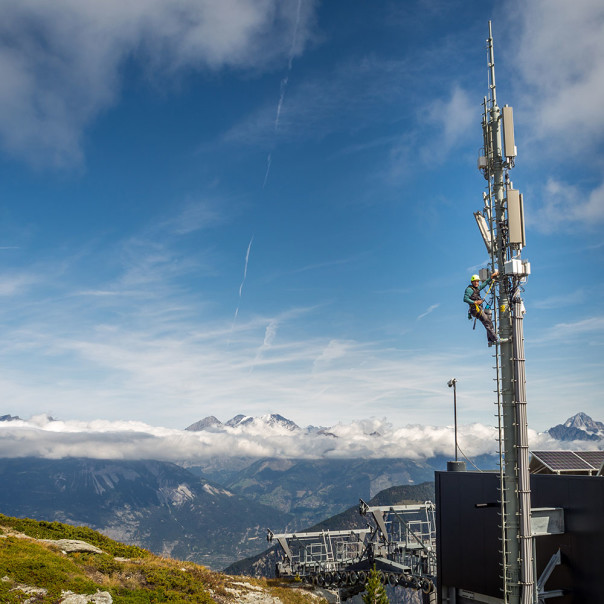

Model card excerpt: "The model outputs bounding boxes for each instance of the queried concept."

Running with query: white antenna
[474,212,493,254]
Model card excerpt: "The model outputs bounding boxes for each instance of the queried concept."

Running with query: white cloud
[222,55,412,147]
[532,291,582,311]
[313,339,353,369]
[252,318,280,367]
[0,414,599,463]
[0,204,598,433]
[162,200,226,236]
[531,178,604,232]
[0,300,498,429]
[514,0,604,155]
[0,272,39,296]
[503,2,604,233]
[0,0,317,167]
[387,84,474,181]
[423,85,474,160]
[536,316,604,344]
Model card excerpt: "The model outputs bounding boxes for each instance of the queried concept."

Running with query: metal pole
[483,92,509,604]
[485,21,521,604]
[453,380,458,462]
[447,379,459,464]
[482,22,534,604]
[513,295,534,603]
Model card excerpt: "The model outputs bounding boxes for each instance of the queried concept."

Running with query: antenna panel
[474,212,493,254]
[507,189,526,247]
[502,106,517,158]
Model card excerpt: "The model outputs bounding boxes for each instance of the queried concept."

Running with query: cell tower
[475,22,534,604]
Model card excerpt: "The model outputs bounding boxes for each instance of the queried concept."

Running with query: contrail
[263,0,302,188]
[239,236,254,297]
[274,76,289,131]
[417,303,440,321]
[276,0,302,130]
[288,0,303,70]
[233,236,254,324]
[262,153,272,189]
[251,319,278,373]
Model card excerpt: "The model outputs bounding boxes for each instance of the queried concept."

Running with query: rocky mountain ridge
[0,457,293,570]
[186,411,604,444]
[186,413,301,433]
[547,412,604,441]
[0,414,21,422]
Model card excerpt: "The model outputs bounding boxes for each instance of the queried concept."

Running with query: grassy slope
[0,514,324,604]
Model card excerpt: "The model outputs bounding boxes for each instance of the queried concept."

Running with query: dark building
[435,470,604,604]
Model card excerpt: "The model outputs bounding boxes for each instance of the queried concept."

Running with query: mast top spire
[487,20,497,108]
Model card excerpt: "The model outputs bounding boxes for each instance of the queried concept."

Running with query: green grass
[0,535,98,600]
[0,514,150,559]
[0,514,325,603]
[0,516,214,603]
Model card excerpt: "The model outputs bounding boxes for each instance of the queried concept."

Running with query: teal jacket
[463,279,493,306]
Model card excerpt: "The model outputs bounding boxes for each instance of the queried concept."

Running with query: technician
[464,271,499,345]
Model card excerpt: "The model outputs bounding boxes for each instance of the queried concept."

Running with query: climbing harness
[467,280,495,329]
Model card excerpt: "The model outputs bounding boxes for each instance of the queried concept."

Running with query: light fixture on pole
[447,378,465,472]
[447,379,458,462]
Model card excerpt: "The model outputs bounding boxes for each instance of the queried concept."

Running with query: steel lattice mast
[477,22,534,604]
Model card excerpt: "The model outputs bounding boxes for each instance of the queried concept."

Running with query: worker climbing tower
[475,22,534,604]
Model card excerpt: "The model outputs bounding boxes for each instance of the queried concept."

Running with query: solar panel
[575,451,604,470]
[531,451,593,472]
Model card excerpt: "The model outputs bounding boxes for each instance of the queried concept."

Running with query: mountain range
[0,411,601,572]
[186,413,303,433]
[0,457,292,570]
[186,411,604,446]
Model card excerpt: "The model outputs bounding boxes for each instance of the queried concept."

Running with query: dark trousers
[470,306,497,342]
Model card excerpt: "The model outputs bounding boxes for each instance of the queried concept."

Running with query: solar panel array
[576,450,604,469]
[531,450,604,473]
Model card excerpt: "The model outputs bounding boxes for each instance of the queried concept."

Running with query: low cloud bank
[1,414,599,463]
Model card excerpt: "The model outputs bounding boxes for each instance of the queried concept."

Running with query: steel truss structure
[268,500,437,600]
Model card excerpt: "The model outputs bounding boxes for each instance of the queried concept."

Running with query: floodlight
[474,211,493,254]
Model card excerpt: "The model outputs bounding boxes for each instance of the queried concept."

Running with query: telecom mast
[475,22,534,604]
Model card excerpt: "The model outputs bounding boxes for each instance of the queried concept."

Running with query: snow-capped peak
[185,413,300,433]
[563,412,604,433]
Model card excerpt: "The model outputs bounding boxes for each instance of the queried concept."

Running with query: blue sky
[0,0,602,434]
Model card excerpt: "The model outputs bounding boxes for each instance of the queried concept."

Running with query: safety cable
[472,278,496,320]
[455,444,484,472]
